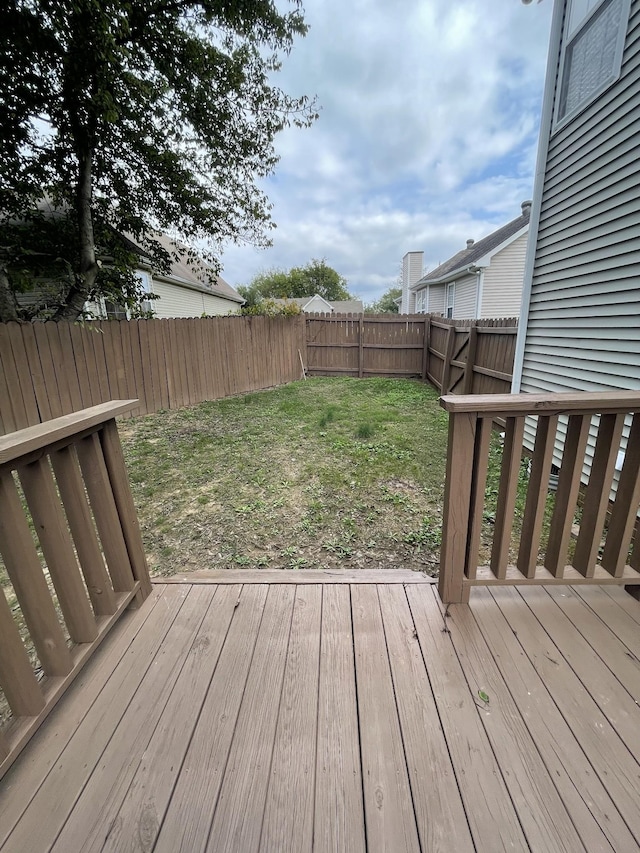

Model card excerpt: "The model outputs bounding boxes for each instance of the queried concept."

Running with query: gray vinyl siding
[520,0,640,492]
[451,274,477,320]
[521,0,640,399]
[152,280,240,318]
[481,233,528,318]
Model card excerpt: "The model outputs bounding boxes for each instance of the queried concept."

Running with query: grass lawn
[120,377,452,576]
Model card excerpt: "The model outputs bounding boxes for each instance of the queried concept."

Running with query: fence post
[439,409,476,603]
[358,315,364,378]
[422,317,430,381]
[463,324,478,394]
[441,324,456,394]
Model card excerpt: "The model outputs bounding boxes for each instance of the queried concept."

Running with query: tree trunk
[0,263,19,323]
[52,147,99,321]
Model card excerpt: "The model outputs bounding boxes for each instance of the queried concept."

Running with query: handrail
[438,392,640,603]
[0,401,151,778]
[0,400,138,464]
[440,391,640,416]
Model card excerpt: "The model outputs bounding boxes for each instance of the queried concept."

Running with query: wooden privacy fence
[305,314,427,379]
[438,392,640,603]
[426,316,518,395]
[0,315,305,435]
[0,401,151,778]
[304,313,518,394]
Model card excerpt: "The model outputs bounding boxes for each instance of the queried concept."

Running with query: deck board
[351,584,420,852]
[406,584,529,852]
[377,584,475,853]
[491,586,640,844]
[205,584,295,852]
[260,586,322,853]
[96,585,241,853]
[519,586,640,762]
[154,583,269,853]
[471,588,636,853]
[447,596,589,851]
[314,584,366,853]
[1,576,639,853]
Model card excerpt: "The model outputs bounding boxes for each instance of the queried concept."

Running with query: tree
[365,286,402,314]
[238,258,352,308]
[0,1,317,321]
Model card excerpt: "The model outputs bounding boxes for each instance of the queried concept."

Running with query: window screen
[557,0,625,122]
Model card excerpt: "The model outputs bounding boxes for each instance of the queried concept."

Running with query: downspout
[512,0,565,392]
[474,268,484,318]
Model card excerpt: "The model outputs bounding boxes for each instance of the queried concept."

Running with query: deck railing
[438,392,640,603]
[0,401,151,778]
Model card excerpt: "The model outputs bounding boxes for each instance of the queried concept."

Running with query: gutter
[410,263,487,290]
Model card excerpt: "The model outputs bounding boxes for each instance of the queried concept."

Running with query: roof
[143,234,244,304]
[272,296,364,313]
[414,203,531,288]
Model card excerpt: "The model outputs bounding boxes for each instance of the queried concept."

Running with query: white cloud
[219,0,553,304]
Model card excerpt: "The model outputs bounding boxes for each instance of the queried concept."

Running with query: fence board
[57,323,84,413]
[0,324,28,429]
[20,323,51,422]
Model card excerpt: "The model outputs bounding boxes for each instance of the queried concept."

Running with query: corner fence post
[438,409,477,604]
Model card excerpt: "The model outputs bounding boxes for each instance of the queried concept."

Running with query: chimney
[521,199,532,215]
[401,251,424,314]
[466,239,475,249]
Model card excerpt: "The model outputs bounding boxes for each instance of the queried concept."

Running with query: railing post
[439,410,477,604]
[100,418,153,602]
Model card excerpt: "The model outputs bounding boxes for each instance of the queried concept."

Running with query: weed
[355,422,374,439]
[404,517,441,550]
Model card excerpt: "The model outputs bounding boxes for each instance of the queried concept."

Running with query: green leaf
[478,690,490,704]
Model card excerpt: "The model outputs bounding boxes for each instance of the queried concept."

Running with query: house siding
[480,233,528,318]
[428,283,446,315]
[518,0,640,491]
[152,280,240,318]
[451,274,477,320]
[304,295,332,313]
[520,0,640,399]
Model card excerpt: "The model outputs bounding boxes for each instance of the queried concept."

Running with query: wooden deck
[0,571,639,852]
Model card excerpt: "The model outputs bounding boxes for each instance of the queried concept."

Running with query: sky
[218,0,554,304]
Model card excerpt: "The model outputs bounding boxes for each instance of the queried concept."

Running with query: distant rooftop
[415,201,531,286]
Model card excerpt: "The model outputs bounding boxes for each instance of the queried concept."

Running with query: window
[415,288,428,314]
[445,283,454,319]
[102,300,128,320]
[555,0,629,127]
[136,271,154,315]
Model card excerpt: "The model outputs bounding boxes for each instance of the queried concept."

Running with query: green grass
[119,377,451,576]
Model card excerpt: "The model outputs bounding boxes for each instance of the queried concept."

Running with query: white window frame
[136,270,155,316]
[445,283,454,319]
[553,0,630,132]
[415,287,429,314]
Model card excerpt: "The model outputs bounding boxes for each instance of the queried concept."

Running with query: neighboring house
[512,0,640,487]
[402,202,531,319]
[272,295,364,314]
[97,233,244,319]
